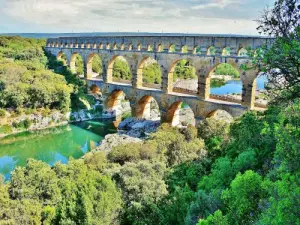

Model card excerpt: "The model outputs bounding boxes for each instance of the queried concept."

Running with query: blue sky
[0,0,275,34]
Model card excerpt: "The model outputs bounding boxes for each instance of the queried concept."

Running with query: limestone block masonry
[45,34,273,123]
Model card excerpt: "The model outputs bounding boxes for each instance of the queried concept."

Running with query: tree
[115,160,168,225]
[53,160,122,225]
[92,54,102,75]
[112,59,132,80]
[75,55,84,75]
[174,60,196,81]
[254,0,300,104]
[256,0,300,37]
[143,63,162,84]
[221,171,266,225]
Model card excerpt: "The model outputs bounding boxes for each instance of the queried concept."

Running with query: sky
[0,0,275,35]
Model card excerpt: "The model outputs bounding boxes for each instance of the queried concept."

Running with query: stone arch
[86,43,91,49]
[69,42,73,48]
[238,47,248,56]
[166,101,196,127]
[86,53,102,78]
[106,55,132,84]
[69,52,83,75]
[136,95,161,121]
[113,43,118,50]
[55,42,59,47]
[80,43,85,48]
[167,59,197,94]
[103,90,131,118]
[193,46,201,54]
[206,109,233,121]
[120,43,125,50]
[93,43,97,49]
[64,42,68,48]
[181,45,188,53]
[57,51,67,65]
[202,61,242,100]
[99,43,104,49]
[157,44,163,52]
[147,44,153,51]
[137,43,142,51]
[75,43,79,48]
[137,56,162,89]
[106,43,111,50]
[207,46,216,55]
[60,42,64,48]
[169,44,176,53]
[222,46,231,56]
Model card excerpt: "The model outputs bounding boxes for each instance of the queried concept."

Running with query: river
[211,75,267,95]
[0,120,116,180]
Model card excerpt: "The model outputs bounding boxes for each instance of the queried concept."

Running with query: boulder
[94,133,142,152]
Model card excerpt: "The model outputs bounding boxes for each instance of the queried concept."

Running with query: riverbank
[0,102,103,138]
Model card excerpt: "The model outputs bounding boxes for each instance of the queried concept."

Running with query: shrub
[0,124,13,134]
[0,109,6,118]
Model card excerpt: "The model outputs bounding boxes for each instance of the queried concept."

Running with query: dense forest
[0,0,299,224]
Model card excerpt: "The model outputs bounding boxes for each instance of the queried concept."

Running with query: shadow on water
[0,119,117,180]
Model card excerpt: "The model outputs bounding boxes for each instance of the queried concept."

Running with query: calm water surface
[0,120,116,180]
[211,75,267,95]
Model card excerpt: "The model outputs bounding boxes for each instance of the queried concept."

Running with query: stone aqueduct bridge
[45,35,272,122]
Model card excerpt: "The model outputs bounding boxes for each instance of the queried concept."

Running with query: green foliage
[108,142,157,165]
[197,210,229,225]
[0,36,73,112]
[115,160,167,225]
[12,118,32,129]
[186,190,220,225]
[151,124,206,167]
[0,109,6,117]
[1,159,122,225]
[174,60,196,80]
[143,63,162,84]
[254,0,300,104]
[207,46,216,55]
[210,78,226,88]
[92,54,102,74]
[214,63,240,78]
[112,59,132,80]
[257,173,300,225]
[198,118,230,159]
[75,54,84,75]
[54,160,122,225]
[221,171,265,224]
[0,124,12,134]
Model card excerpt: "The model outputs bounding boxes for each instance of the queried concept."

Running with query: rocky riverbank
[92,117,161,152]
[0,102,103,138]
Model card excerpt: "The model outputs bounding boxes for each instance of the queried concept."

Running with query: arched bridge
[45,34,272,122]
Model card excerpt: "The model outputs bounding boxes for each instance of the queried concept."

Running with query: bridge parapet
[46,35,273,56]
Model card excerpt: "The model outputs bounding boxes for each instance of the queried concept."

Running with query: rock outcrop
[118,117,160,138]
[207,109,234,123]
[93,133,142,152]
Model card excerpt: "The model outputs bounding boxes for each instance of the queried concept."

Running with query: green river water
[0,120,117,180]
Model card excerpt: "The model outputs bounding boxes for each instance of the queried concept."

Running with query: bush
[112,59,132,80]
[0,124,13,134]
[214,63,240,78]
[143,63,162,84]
[0,109,6,118]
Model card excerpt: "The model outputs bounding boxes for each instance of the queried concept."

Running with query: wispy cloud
[0,0,275,34]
